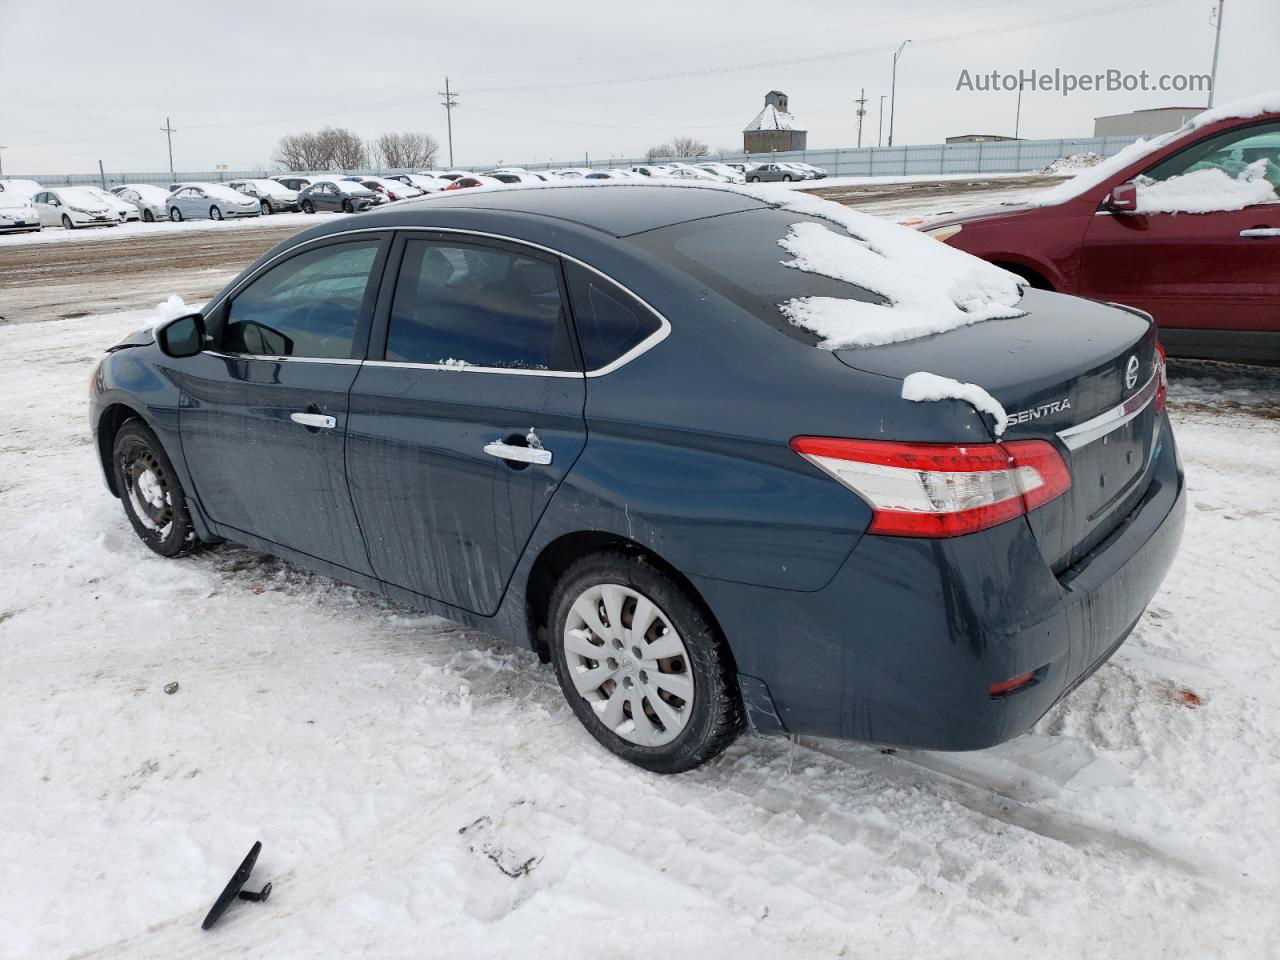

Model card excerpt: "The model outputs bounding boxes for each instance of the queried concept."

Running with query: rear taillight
[790,437,1071,538]
[1154,341,1168,415]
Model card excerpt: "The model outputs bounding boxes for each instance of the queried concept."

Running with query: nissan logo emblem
[1124,355,1139,391]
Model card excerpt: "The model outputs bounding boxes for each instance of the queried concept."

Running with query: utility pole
[854,88,868,148]
[1014,84,1023,139]
[1207,0,1225,107]
[0,146,6,178]
[878,95,886,146]
[888,40,910,147]
[160,117,177,177]
[439,77,459,167]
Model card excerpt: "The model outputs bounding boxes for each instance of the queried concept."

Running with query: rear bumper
[696,417,1186,749]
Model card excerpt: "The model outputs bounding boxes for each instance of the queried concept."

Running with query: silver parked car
[227,178,300,214]
[167,183,261,221]
[111,184,173,222]
[744,162,803,183]
[0,189,41,234]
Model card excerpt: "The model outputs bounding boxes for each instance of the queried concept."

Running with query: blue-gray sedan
[88,183,1184,773]
[167,183,262,221]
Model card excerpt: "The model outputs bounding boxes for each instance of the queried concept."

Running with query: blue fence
[8,135,1138,188]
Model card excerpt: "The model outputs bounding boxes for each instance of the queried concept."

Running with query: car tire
[61,214,75,230]
[301,200,314,214]
[747,176,759,183]
[341,199,353,214]
[210,206,224,221]
[169,207,182,222]
[260,200,272,215]
[782,174,792,182]
[548,550,744,774]
[143,209,154,223]
[111,420,203,559]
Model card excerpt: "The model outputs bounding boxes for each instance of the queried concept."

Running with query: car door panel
[345,233,587,615]
[1079,204,1280,332]
[176,234,391,573]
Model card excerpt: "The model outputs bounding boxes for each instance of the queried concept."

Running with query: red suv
[921,101,1280,363]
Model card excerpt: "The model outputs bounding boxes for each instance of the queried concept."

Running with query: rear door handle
[1239,228,1280,238]
[484,441,552,465]
[290,412,336,429]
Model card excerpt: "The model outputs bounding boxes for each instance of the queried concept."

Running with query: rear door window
[383,239,576,371]
[222,240,381,359]
[563,262,661,370]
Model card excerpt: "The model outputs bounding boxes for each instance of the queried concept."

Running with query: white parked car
[226,178,300,213]
[629,164,675,178]
[0,190,41,234]
[665,165,723,182]
[0,178,43,200]
[83,186,138,222]
[31,187,119,229]
[388,173,447,192]
[111,184,173,222]
[352,176,424,201]
[167,183,261,221]
[695,162,746,183]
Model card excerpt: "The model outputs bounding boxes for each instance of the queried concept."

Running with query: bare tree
[315,127,365,170]
[272,133,310,170]
[670,135,709,158]
[371,131,440,169]
[645,142,674,162]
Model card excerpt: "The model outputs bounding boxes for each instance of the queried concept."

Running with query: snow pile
[765,193,1025,349]
[1040,152,1103,175]
[901,371,1008,435]
[1134,160,1278,214]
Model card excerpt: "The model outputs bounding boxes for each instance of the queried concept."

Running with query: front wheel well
[96,403,146,497]
[991,260,1054,291]
[524,531,725,665]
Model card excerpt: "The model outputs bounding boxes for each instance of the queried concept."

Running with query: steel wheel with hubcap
[549,550,744,772]
[210,206,224,221]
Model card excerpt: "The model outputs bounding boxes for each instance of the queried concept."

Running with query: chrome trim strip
[364,359,581,378]
[200,225,672,379]
[205,351,363,365]
[1056,370,1158,451]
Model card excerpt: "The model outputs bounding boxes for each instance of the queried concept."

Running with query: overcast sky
[2,0,1275,174]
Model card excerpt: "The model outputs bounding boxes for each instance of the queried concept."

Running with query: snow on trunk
[902,371,1009,436]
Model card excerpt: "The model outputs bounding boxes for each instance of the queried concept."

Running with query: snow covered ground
[1,187,1279,959]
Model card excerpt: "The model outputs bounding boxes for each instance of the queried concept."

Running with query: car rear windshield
[628,207,886,345]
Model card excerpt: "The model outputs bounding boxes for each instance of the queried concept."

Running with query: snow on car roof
[1020,88,1280,208]
[119,184,173,201]
[398,179,1024,346]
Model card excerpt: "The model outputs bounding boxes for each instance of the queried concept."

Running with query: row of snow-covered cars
[0,160,827,233]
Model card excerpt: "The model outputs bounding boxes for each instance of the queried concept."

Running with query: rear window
[629,207,885,345]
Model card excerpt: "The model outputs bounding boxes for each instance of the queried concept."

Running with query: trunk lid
[835,290,1161,571]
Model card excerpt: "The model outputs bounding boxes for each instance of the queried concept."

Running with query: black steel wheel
[112,420,202,558]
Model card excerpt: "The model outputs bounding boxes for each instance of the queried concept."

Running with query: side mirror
[1104,181,1139,213]
[156,313,206,358]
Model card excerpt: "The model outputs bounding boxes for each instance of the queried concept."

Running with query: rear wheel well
[524,532,726,665]
[992,260,1054,290]
[96,403,145,497]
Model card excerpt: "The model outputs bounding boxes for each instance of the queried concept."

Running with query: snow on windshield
[902,372,1009,436]
[1135,159,1278,214]
[202,184,250,202]
[750,186,1026,349]
[58,187,112,207]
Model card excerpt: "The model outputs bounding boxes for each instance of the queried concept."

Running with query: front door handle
[290,412,336,429]
[484,441,552,465]
[1239,228,1280,238]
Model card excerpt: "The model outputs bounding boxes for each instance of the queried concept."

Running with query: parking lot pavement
[1,180,1277,958]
